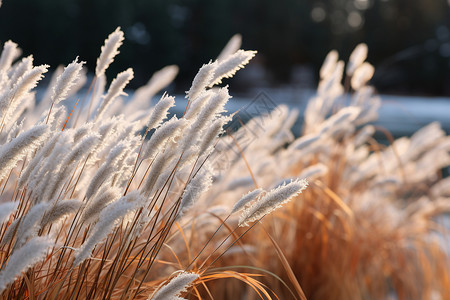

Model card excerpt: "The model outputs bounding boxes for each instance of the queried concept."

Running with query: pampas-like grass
[50,58,85,106]
[149,272,199,300]
[231,188,264,214]
[0,24,449,300]
[73,193,138,267]
[0,237,52,292]
[146,94,175,130]
[178,171,213,219]
[95,68,134,120]
[0,202,17,224]
[95,27,124,77]
[346,43,368,76]
[239,179,308,227]
[8,55,33,87]
[0,41,20,73]
[0,124,48,181]
[186,62,217,101]
[208,50,257,87]
[142,116,187,160]
[40,199,82,228]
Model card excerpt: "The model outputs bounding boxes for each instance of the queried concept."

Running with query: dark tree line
[0,0,449,95]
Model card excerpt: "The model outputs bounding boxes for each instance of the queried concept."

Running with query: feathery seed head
[96,68,134,120]
[186,61,217,100]
[146,94,175,130]
[150,271,199,300]
[209,49,257,87]
[0,40,20,73]
[320,50,339,79]
[346,43,368,76]
[239,179,308,227]
[232,188,264,214]
[51,57,85,105]
[0,237,53,292]
[95,27,124,77]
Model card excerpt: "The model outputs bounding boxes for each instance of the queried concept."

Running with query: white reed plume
[43,133,99,202]
[50,57,85,105]
[183,91,213,120]
[81,186,122,225]
[48,105,67,131]
[4,120,23,143]
[217,34,242,62]
[320,50,339,79]
[95,68,134,120]
[317,60,344,98]
[14,202,50,248]
[346,43,368,76]
[150,271,199,300]
[181,86,230,151]
[231,188,264,214]
[239,179,308,227]
[140,150,174,197]
[209,49,257,87]
[0,236,53,292]
[40,199,82,227]
[0,219,19,247]
[95,27,124,77]
[73,193,138,267]
[18,130,64,189]
[0,202,17,224]
[351,62,374,90]
[85,142,128,199]
[0,65,48,122]
[177,171,213,219]
[142,116,187,161]
[146,94,175,130]
[318,106,361,136]
[186,61,217,100]
[8,55,33,87]
[198,115,232,154]
[0,124,48,181]
[8,65,48,100]
[0,40,20,73]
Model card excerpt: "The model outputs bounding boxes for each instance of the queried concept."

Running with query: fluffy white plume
[346,43,368,76]
[50,57,85,105]
[209,50,257,87]
[95,68,134,120]
[0,237,53,292]
[73,193,138,267]
[0,124,48,181]
[0,40,20,73]
[95,27,124,77]
[150,272,199,300]
[0,202,17,224]
[239,179,308,227]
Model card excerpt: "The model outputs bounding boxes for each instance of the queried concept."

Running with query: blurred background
[0,0,449,135]
[1,0,450,95]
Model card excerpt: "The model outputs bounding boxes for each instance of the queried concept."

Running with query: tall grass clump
[196,44,450,299]
[0,24,307,299]
[0,11,449,300]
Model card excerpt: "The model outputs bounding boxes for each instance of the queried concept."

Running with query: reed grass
[0,20,448,300]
